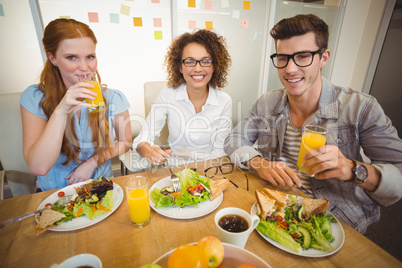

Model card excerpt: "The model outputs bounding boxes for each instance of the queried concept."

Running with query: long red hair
[39,18,111,165]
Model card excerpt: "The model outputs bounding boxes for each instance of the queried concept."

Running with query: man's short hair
[270,14,329,51]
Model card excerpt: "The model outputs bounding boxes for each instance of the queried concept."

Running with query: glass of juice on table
[79,72,106,113]
[297,125,327,175]
[124,176,151,228]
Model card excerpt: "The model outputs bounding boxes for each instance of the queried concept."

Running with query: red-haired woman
[20,18,131,191]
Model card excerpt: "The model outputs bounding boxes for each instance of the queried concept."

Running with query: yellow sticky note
[154,31,163,40]
[243,1,250,10]
[133,17,143,27]
[121,5,130,16]
[205,21,213,30]
[188,0,196,8]
[59,16,70,19]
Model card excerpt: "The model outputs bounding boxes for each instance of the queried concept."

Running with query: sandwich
[301,198,329,220]
[36,208,66,235]
[210,178,230,200]
[262,188,288,211]
[255,190,276,220]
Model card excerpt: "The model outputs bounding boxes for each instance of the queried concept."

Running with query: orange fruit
[168,244,208,268]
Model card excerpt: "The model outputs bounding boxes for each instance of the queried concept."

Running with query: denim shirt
[225,77,402,233]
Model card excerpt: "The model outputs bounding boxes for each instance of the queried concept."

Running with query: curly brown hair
[164,29,231,89]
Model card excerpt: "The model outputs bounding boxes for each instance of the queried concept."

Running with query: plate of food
[149,168,229,219]
[36,177,123,233]
[251,188,345,257]
[152,236,271,267]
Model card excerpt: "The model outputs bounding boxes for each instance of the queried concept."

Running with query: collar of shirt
[175,83,219,107]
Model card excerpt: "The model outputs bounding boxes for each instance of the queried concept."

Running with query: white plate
[36,181,123,231]
[153,242,271,267]
[149,176,223,219]
[251,196,345,257]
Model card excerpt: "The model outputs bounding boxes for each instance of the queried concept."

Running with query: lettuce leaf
[73,190,114,220]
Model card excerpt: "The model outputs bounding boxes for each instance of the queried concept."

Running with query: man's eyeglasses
[270,49,322,69]
[204,163,249,191]
[182,58,213,67]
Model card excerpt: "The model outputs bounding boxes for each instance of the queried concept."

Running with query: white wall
[331,0,388,91]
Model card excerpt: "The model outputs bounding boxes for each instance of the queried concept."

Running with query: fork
[293,186,300,215]
[166,158,181,192]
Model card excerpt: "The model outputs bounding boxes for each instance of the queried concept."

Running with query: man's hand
[137,142,171,165]
[301,145,354,181]
[248,156,301,188]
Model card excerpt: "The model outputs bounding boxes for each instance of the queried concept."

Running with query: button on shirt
[133,84,232,164]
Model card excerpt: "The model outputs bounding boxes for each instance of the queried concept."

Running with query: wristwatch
[351,160,368,184]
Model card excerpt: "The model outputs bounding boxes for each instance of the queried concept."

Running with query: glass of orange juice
[79,72,106,113]
[124,176,151,228]
[297,125,327,175]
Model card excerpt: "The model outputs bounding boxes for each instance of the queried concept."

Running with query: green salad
[150,168,211,208]
[256,204,337,253]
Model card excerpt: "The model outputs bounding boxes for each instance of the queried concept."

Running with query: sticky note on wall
[0,4,4,17]
[205,0,212,10]
[110,13,119,23]
[241,19,249,29]
[121,5,130,16]
[205,21,213,30]
[243,1,250,10]
[189,20,196,29]
[88,12,99,23]
[153,18,162,27]
[133,17,143,27]
[154,31,163,40]
[188,0,196,8]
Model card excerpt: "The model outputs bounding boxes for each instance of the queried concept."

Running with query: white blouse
[133,83,232,165]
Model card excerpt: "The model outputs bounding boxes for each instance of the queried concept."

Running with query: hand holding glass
[79,72,106,113]
[125,176,151,228]
[297,125,327,174]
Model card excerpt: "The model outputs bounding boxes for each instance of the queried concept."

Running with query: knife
[0,194,73,229]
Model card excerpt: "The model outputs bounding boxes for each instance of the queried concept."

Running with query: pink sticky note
[205,0,212,10]
[151,0,160,3]
[189,20,196,30]
[153,18,162,27]
[88,12,99,23]
[241,19,249,29]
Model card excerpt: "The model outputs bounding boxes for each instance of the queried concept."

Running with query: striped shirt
[279,118,314,197]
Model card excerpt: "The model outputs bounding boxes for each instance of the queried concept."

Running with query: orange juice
[127,187,150,224]
[84,80,105,113]
[297,131,327,173]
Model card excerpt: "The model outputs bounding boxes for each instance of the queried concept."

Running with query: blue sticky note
[0,4,4,17]
[110,13,119,23]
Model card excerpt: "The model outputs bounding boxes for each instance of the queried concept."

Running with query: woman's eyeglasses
[182,58,213,67]
[204,163,249,191]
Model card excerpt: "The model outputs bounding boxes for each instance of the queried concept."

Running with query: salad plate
[149,176,223,219]
[153,242,271,267]
[250,196,345,257]
[36,181,123,231]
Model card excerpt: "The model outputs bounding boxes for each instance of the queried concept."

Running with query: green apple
[197,236,224,268]
[139,264,162,268]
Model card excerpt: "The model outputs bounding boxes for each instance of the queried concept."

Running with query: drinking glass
[296,125,327,174]
[124,176,151,228]
[79,72,106,113]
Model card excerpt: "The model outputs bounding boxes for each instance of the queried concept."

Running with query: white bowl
[153,242,271,267]
[54,254,102,268]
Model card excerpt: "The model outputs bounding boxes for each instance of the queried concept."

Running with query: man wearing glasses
[224,14,402,233]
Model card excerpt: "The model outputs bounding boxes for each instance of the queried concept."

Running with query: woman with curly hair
[134,29,232,166]
[20,18,132,191]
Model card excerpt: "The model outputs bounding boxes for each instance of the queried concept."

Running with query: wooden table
[0,158,400,268]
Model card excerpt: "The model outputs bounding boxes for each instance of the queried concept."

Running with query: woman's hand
[65,157,98,185]
[137,142,171,165]
[56,82,97,114]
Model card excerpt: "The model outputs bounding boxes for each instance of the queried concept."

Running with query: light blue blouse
[20,85,130,191]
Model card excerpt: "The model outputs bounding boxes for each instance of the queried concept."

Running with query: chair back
[144,81,169,148]
[0,92,37,197]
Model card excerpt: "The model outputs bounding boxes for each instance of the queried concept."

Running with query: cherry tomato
[292,233,299,239]
[275,215,283,221]
[281,222,289,228]
[58,191,65,197]
[45,203,52,207]
[199,185,204,191]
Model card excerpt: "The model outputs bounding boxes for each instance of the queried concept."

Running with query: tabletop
[0,157,400,268]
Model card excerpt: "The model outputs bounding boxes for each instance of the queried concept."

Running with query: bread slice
[255,190,276,219]
[263,188,288,208]
[301,198,329,220]
[210,178,230,200]
[36,209,66,235]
